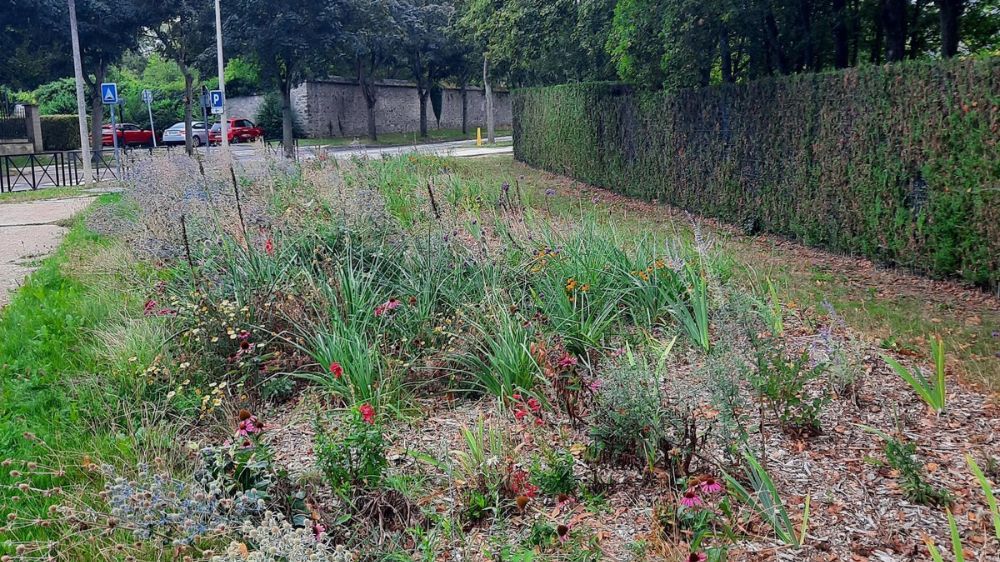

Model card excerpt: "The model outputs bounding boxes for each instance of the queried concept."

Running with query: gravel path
[0,197,94,306]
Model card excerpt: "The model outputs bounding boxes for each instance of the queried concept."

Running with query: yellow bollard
[476,127,482,147]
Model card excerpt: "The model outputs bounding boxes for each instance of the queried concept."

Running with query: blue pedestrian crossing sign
[101,82,119,105]
[209,90,224,115]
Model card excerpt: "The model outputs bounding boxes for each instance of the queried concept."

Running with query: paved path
[0,197,93,306]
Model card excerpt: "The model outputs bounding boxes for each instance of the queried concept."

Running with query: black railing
[0,150,124,192]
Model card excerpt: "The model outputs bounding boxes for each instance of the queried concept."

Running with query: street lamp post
[215,0,228,150]
[68,0,93,183]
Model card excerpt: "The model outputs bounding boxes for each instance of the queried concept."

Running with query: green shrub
[255,91,303,140]
[513,58,1000,290]
[40,115,81,151]
[315,405,387,498]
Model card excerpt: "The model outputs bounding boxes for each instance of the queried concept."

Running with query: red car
[101,123,156,147]
[209,118,264,144]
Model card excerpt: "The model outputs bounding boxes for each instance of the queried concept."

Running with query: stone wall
[227,78,511,139]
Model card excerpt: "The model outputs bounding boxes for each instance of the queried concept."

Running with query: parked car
[208,118,264,144]
[162,121,209,146]
[101,123,156,147]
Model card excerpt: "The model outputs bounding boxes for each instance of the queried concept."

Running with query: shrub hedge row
[40,115,81,151]
[513,58,999,289]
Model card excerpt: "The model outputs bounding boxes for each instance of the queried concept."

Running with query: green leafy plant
[882,335,947,414]
[724,449,809,546]
[966,455,1000,541]
[925,509,965,562]
[315,404,388,499]
[450,418,513,522]
[531,449,578,497]
[453,299,541,401]
[751,340,829,436]
[667,262,711,352]
[884,437,952,507]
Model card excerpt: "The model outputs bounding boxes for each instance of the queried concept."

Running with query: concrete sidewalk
[0,197,93,306]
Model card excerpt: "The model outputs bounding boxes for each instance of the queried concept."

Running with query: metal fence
[0,150,123,192]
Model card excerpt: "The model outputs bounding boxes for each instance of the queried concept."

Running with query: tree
[343,0,404,141]
[399,0,455,137]
[228,0,342,157]
[606,0,668,88]
[140,0,214,154]
[934,0,964,56]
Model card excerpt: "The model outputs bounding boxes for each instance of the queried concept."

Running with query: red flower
[329,361,344,379]
[359,403,376,424]
[527,397,541,412]
[514,408,527,421]
[264,238,274,256]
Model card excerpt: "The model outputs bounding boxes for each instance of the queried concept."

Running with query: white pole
[68,0,92,183]
[110,103,122,179]
[145,95,157,148]
[215,0,228,150]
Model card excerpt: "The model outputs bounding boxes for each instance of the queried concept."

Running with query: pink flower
[329,361,344,379]
[687,553,707,562]
[236,410,261,437]
[557,353,577,368]
[700,477,723,494]
[512,393,522,401]
[534,417,544,426]
[313,522,326,541]
[374,298,402,317]
[587,378,603,392]
[514,408,527,421]
[359,403,376,424]
[679,489,702,508]
[264,238,274,256]
[527,397,541,413]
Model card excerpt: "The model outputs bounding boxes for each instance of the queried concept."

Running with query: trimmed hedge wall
[513,58,999,288]
[40,115,81,151]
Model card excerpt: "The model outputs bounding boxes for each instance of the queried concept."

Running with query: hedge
[40,115,81,151]
[513,58,999,289]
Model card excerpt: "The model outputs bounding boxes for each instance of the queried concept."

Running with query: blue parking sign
[101,82,119,105]
[209,90,224,115]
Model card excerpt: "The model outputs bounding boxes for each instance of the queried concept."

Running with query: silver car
[162,121,209,146]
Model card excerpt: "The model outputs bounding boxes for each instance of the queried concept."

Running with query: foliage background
[513,57,999,288]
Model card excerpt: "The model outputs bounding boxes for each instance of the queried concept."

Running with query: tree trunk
[483,55,495,143]
[935,0,962,57]
[88,61,107,161]
[871,3,885,63]
[883,0,908,62]
[833,0,849,68]
[281,79,294,159]
[909,0,926,58]
[460,81,468,134]
[720,28,733,83]
[798,0,814,71]
[418,86,428,138]
[764,11,790,74]
[183,69,194,155]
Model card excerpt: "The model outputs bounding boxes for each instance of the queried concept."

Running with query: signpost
[209,90,224,115]
[200,85,211,154]
[142,89,157,148]
[101,82,123,179]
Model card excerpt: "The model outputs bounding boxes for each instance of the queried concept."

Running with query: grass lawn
[0,193,167,548]
[297,127,512,148]
[0,186,90,204]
